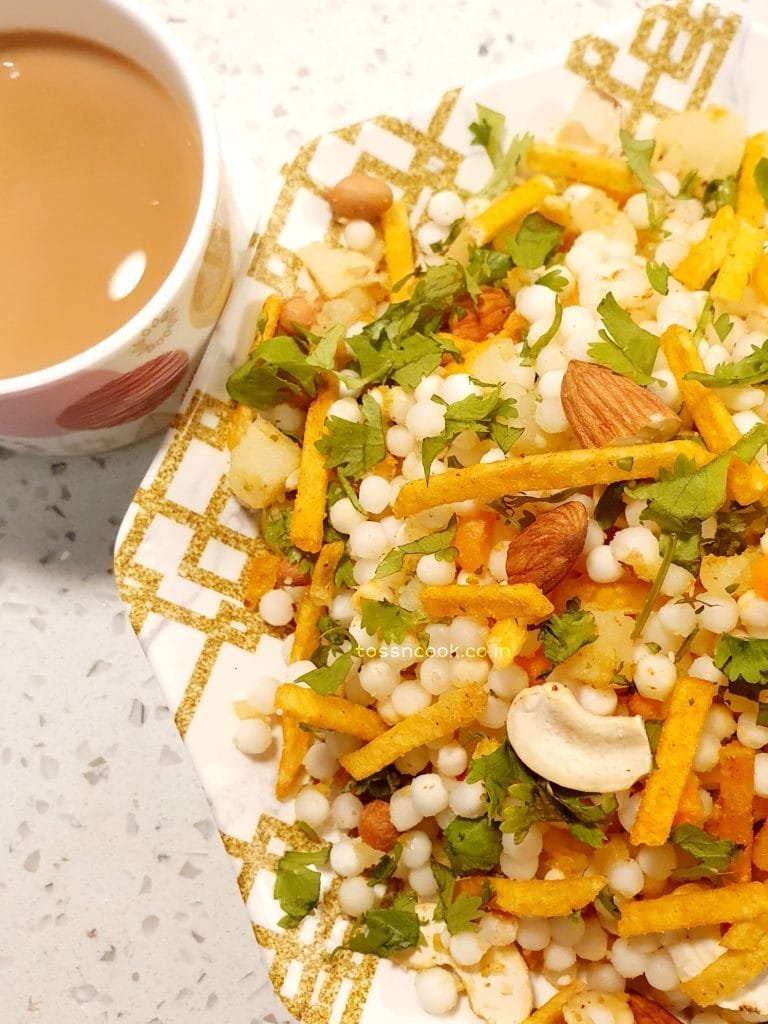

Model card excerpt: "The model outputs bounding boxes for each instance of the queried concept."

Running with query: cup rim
[0,0,220,397]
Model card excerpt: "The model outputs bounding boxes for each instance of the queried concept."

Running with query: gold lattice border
[114,6,741,1022]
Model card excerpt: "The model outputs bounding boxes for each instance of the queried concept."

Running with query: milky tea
[0,31,203,378]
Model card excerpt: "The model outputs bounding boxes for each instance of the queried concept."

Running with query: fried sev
[340,683,487,780]
[711,218,765,303]
[382,199,414,302]
[290,380,336,553]
[737,133,768,227]
[242,549,282,609]
[420,583,553,624]
[723,915,768,951]
[660,325,768,506]
[630,676,715,847]
[673,205,737,291]
[275,684,385,742]
[525,142,636,199]
[470,176,554,246]
[519,982,585,1024]
[392,440,712,517]
[227,294,283,449]
[617,880,768,937]
[487,618,527,668]
[681,928,768,1006]
[290,541,344,662]
[276,715,312,800]
[754,819,768,872]
[459,875,606,918]
[549,578,651,615]
[715,741,755,882]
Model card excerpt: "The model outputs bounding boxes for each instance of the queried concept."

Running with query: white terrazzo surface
[1,0,762,1021]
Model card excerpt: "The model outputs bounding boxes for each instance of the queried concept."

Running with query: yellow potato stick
[711,217,765,303]
[228,295,283,448]
[673,204,737,290]
[257,293,283,351]
[242,549,282,609]
[716,741,755,882]
[291,541,344,662]
[660,325,768,505]
[276,715,311,800]
[459,875,606,917]
[487,618,527,668]
[681,930,768,1006]
[340,684,487,780]
[549,578,651,615]
[526,142,636,198]
[420,584,553,624]
[754,819,768,872]
[275,684,386,741]
[382,199,414,301]
[753,251,768,304]
[290,381,336,554]
[722,915,768,951]
[630,675,714,847]
[617,880,768,937]
[518,982,585,1024]
[470,176,554,246]
[393,440,712,517]
[737,132,768,227]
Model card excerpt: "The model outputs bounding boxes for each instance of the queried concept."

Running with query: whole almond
[324,172,393,222]
[506,501,588,592]
[278,295,318,336]
[561,360,681,448]
[448,287,513,341]
[626,993,681,1024]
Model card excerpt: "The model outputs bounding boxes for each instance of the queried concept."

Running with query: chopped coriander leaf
[536,267,569,292]
[465,247,514,290]
[632,534,677,639]
[431,862,487,934]
[703,176,736,213]
[334,554,355,589]
[670,824,740,880]
[714,635,768,687]
[755,157,768,205]
[594,482,626,529]
[620,130,667,196]
[685,339,768,388]
[421,387,521,479]
[507,213,564,270]
[540,599,598,667]
[274,846,331,928]
[644,719,663,756]
[227,327,344,409]
[296,652,353,696]
[596,886,621,919]
[504,775,617,849]
[469,103,532,199]
[347,892,421,957]
[335,472,363,513]
[646,261,670,295]
[375,516,457,579]
[444,816,502,874]
[589,292,659,385]
[315,394,385,480]
[713,313,733,342]
[360,599,425,645]
[367,843,402,886]
[692,297,714,345]
[705,503,768,557]
[466,739,528,819]
[521,299,563,363]
[346,766,405,800]
[262,506,313,576]
[678,169,699,197]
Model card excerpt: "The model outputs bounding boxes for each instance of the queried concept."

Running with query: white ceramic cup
[0,0,235,455]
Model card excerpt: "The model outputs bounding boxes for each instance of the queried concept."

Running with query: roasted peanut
[324,172,393,222]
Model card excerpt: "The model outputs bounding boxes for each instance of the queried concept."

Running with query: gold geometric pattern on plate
[222,816,377,1024]
[567,0,740,131]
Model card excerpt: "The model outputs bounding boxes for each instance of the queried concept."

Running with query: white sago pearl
[330,497,365,534]
[400,830,432,869]
[359,660,399,699]
[295,787,331,828]
[416,553,456,585]
[693,732,721,772]
[655,238,689,271]
[507,361,536,389]
[610,526,661,575]
[739,590,768,632]
[480,448,506,464]
[406,400,446,440]
[258,589,294,627]
[625,192,650,228]
[331,792,363,831]
[586,545,623,583]
[411,773,449,817]
[645,949,678,992]
[705,704,736,739]
[328,397,362,423]
[516,284,557,323]
[551,915,586,947]
[449,780,487,818]
[624,500,646,528]
[234,718,273,756]
[478,693,509,729]
[352,559,378,586]
[755,753,768,797]
[479,914,519,947]
[415,967,459,1016]
[577,685,618,716]
[286,659,316,681]
[349,521,389,561]
[657,291,701,333]
[330,840,365,878]
[391,682,432,717]
[417,221,447,254]
[738,709,768,749]
[610,938,649,979]
[247,676,280,715]
[689,655,726,685]
[634,654,677,700]
[535,396,570,434]
[607,859,644,897]
[303,742,338,780]
[338,876,375,916]
[697,594,739,633]
[517,917,551,951]
[388,386,412,423]
[450,931,489,967]
[385,424,415,458]
[539,369,566,398]
[488,542,510,581]
[502,826,543,861]
[560,304,595,339]
[344,219,376,251]
[584,520,605,554]
[410,864,439,898]
[450,615,488,652]
[414,374,442,402]
[329,592,355,627]
[428,189,464,227]
[659,564,695,598]
[358,475,391,515]
[389,787,423,832]
[658,600,697,637]
[575,919,610,962]
[637,844,677,881]
[535,342,568,376]
[648,368,681,409]
[436,743,469,778]
[501,858,538,883]
[453,656,490,685]
[419,657,454,696]
[725,387,764,412]
[733,410,763,436]
[702,344,730,374]
[544,943,577,972]
[488,664,528,701]
[402,452,427,480]
[617,791,641,832]
[586,963,625,994]
[442,373,479,405]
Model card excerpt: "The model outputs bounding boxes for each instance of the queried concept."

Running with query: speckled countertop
[1,1,761,1021]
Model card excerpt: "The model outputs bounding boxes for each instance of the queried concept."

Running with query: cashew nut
[506,682,652,793]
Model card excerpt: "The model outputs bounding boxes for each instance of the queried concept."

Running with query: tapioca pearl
[612,266,653,307]
[654,238,689,274]
[648,368,681,409]
[435,742,468,778]
[330,839,366,878]
[550,915,586,947]
[585,963,625,994]
[389,387,412,423]
[622,499,646,528]
[701,343,730,374]
[574,918,609,962]
[507,361,537,389]
[343,219,377,251]
[634,653,677,700]
[329,592,355,626]
[246,676,281,715]
[737,708,768,749]
[739,589,768,632]
[659,564,695,598]
[448,780,487,818]
[516,284,557,323]
[234,718,273,756]
[338,875,376,916]
[644,949,679,992]
[410,774,449,818]
[450,615,488,652]
[357,474,391,515]
[586,545,623,583]
[724,387,765,412]
[414,374,443,403]
[610,937,650,978]
[391,682,432,717]
[693,732,721,772]
[417,221,448,254]
[616,791,641,832]
[406,399,446,440]
[658,600,697,637]
[352,559,378,586]
[376,698,399,725]
[452,656,490,685]
[295,786,331,828]
[637,844,677,881]
[419,656,453,696]
[303,741,338,780]
[625,192,650,228]
[442,373,482,406]
[399,830,432,869]
[534,342,569,376]
[409,864,439,899]
[733,330,768,362]
[607,859,644,897]
[330,496,366,533]
[686,219,710,244]
[535,396,570,435]
[477,693,508,729]
[403,452,444,480]
[538,369,566,399]
[562,328,593,361]
[416,553,456,586]
[559,303,596,340]
[449,931,489,967]
[502,825,543,861]
[488,541,510,581]
[704,704,736,740]
[516,917,551,951]
[576,685,618,716]
[349,521,389,561]
[286,659,316,682]
[359,660,399,699]
[258,589,294,627]
[689,655,726,685]
[330,792,363,831]
[488,664,528,701]
[543,943,577,972]
[427,189,464,227]
[389,786,423,832]
[696,594,739,633]
[434,807,455,831]
[479,913,518,947]
[385,424,415,458]
[328,397,362,423]
[582,520,605,555]
[414,966,459,1016]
